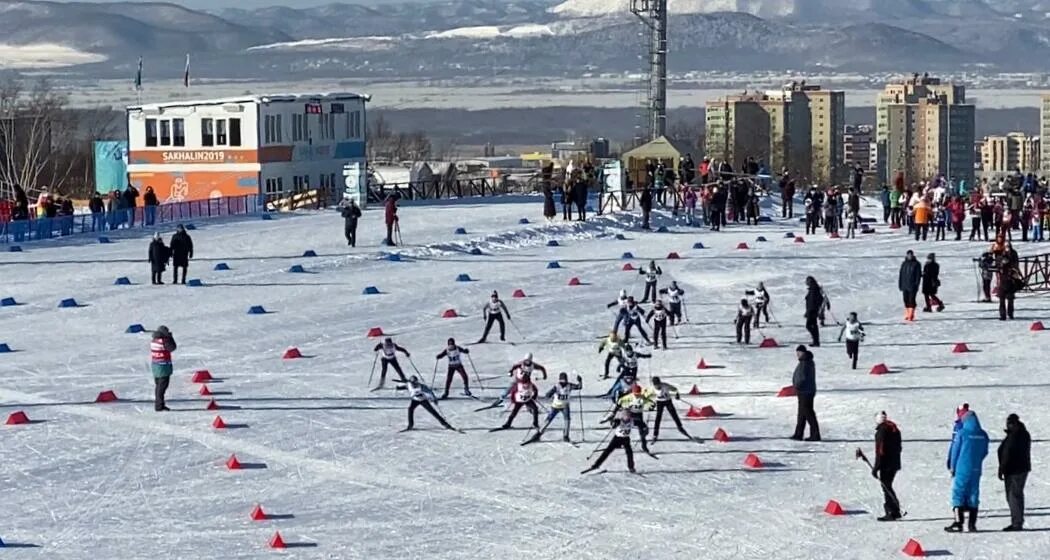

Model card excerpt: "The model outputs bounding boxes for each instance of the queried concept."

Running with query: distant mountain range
[2,0,1049,78]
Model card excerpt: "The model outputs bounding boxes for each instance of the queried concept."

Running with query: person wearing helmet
[598,331,625,379]
[582,409,637,475]
[372,337,411,391]
[524,372,583,445]
[647,299,670,349]
[659,281,687,325]
[401,376,457,432]
[435,337,472,400]
[491,371,539,432]
[650,377,693,443]
[149,325,177,411]
[478,291,511,343]
[623,297,651,345]
[639,260,662,303]
[606,289,631,336]
[614,384,655,456]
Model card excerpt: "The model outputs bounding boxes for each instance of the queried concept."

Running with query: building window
[202,118,215,147]
[292,114,305,142]
[173,119,185,147]
[159,120,171,146]
[229,118,241,147]
[216,119,228,146]
[145,119,158,147]
[276,115,283,143]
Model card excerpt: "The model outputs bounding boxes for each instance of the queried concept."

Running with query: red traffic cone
[512,289,527,298]
[952,343,970,353]
[212,416,227,429]
[666,252,681,260]
[250,504,268,521]
[685,406,704,419]
[199,385,213,396]
[697,405,716,418]
[794,236,806,244]
[688,384,701,396]
[736,242,750,250]
[622,263,635,271]
[713,427,730,442]
[568,277,582,286]
[5,411,29,425]
[282,347,303,359]
[226,454,242,470]
[743,453,763,468]
[95,390,118,403]
[1031,321,1046,331]
[442,309,459,319]
[870,363,890,375]
[206,399,220,410]
[268,531,286,549]
[777,385,797,398]
[759,338,779,348]
[696,358,708,370]
[824,500,845,516]
[191,370,213,383]
[902,538,925,557]
[367,327,384,338]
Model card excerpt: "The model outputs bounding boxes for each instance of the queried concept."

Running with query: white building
[126,92,369,202]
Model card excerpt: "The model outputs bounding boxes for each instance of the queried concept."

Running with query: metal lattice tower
[631,0,668,141]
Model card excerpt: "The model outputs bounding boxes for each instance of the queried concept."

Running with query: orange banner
[129,171,259,202]
[130,149,259,165]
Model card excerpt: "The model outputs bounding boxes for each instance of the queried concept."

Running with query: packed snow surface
[1,196,1048,558]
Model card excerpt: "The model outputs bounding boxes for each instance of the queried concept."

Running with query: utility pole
[630,0,668,141]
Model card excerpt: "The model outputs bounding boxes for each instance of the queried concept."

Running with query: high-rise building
[704,82,844,184]
[875,73,976,186]
[980,133,1041,176]
[843,124,875,170]
[1042,93,1050,174]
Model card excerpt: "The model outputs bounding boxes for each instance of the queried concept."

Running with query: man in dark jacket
[998,413,1031,531]
[873,411,903,521]
[143,186,159,226]
[922,253,945,312]
[790,345,820,441]
[999,249,1022,321]
[804,276,823,346]
[169,224,193,284]
[341,199,362,247]
[384,194,398,246]
[123,185,140,227]
[148,232,170,285]
[639,187,653,230]
[898,250,922,322]
[89,192,105,232]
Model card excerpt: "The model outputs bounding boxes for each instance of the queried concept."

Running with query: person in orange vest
[913,198,932,241]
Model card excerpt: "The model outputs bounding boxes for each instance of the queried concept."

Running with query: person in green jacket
[150,326,177,411]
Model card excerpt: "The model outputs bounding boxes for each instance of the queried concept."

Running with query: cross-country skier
[647,300,670,349]
[615,384,655,455]
[837,312,866,370]
[922,253,945,312]
[491,371,540,431]
[946,408,990,533]
[485,353,548,409]
[660,281,686,325]
[804,276,823,346]
[898,250,922,322]
[607,289,630,335]
[623,297,651,344]
[598,331,624,379]
[373,337,410,390]
[582,409,637,474]
[436,337,471,399]
[639,260,662,303]
[735,297,754,344]
[524,372,583,444]
[752,282,771,328]
[604,344,650,398]
[150,325,177,412]
[872,411,903,521]
[402,376,457,432]
[650,376,693,443]
[478,290,511,343]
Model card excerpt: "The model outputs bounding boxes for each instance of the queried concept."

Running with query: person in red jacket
[490,372,540,432]
[948,196,966,241]
[384,194,399,246]
[150,325,177,411]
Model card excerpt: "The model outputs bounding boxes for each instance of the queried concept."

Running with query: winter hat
[956,402,970,419]
[1007,413,1020,425]
[875,411,887,424]
[795,344,807,353]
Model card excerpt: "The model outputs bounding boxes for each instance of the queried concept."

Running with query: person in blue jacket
[946,407,990,533]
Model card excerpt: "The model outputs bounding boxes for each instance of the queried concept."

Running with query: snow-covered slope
[1,196,1048,558]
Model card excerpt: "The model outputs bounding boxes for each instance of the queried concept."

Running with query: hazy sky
[59,0,450,7]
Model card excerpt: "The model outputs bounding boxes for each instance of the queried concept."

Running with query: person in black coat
[169,225,193,284]
[148,232,170,285]
[998,413,1032,531]
[999,246,1022,321]
[542,182,556,221]
[873,411,903,521]
[898,250,922,322]
[123,185,140,227]
[572,175,588,221]
[803,276,823,347]
[341,199,362,247]
[922,253,944,312]
[143,186,159,226]
[639,187,653,230]
[790,345,820,441]
[89,192,105,232]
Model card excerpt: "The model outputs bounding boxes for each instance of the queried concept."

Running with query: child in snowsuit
[435,338,471,399]
[647,300,670,349]
[404,377,456,431]
[373,337,410,390]
[735,298,753,344]
[836,312,865,370]
[639,261,662,303]
[650,376,692,442]
[582,409,636,474]
[527,372,582,444]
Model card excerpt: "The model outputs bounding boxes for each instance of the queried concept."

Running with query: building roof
[127,92,371,112]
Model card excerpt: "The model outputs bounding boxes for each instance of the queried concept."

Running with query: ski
[474,400,504,412]
[488,426,511,433]
[520,433,542,446]
[398,427,413,433]
[580,468,607,475]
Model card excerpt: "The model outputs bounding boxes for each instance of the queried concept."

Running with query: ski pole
[856,448,905,514]
[508,316,527,341]
[586,427,614,461]
[430,359,440,388]
[408,356,423,376]
[577,388,586,442]
[366,353,379,387]
[466,354,486,391]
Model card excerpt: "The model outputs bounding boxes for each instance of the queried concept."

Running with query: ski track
[1,197,1050,558]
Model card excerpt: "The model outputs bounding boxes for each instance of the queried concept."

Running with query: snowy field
[1,196,1049,559]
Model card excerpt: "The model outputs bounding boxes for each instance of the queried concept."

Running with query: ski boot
[463,389,473,398]
[967,508,978,532]
[944,507,964,532]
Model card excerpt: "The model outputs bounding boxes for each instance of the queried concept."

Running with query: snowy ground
[1,196,1049,559]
